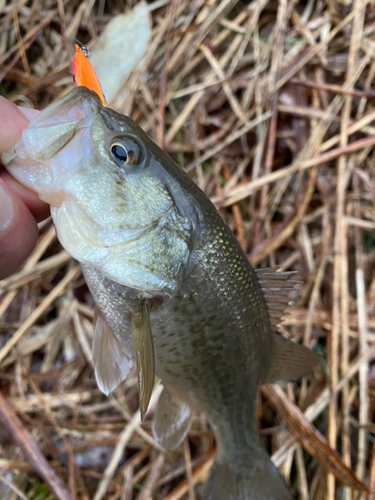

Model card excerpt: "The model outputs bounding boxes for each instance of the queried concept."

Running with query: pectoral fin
[131,302,155,421]
[92,311,132,395]
[263,333,321,384]
[152,386,193,449]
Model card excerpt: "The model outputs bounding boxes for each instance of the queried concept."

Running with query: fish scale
[83,200,274,467]
[2,87,320,500]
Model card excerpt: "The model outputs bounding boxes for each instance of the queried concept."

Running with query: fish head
[2,87,197,295]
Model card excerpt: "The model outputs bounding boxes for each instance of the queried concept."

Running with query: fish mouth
[2,88,100,203]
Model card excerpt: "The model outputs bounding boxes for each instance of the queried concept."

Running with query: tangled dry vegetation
[1,0,375,499]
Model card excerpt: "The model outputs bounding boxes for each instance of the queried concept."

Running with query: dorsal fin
[256,268,321,383]
[256,267,301,332]
[264,333,321,383]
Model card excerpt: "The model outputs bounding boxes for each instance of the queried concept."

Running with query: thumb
[0,178,38,280]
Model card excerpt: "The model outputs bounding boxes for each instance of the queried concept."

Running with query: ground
[0,0,374,499]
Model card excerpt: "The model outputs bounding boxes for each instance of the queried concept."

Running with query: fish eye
[111,143,128,165]
[110,138,143,168]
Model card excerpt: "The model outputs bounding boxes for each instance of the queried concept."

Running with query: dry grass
[1,0,375,498]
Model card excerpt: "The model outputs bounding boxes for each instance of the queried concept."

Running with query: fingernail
[0,184,14,232]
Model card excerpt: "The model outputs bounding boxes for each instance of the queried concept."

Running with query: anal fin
[264,333,321,384]
[152,386,193,449]
[92,310,132,395]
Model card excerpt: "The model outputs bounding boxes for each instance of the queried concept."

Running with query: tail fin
[203,447,293,500]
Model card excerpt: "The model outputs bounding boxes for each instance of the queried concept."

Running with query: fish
[2,87,320,500]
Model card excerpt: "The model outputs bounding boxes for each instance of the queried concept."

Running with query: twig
[93,385,163,500]
[262,384,369,493]
[0,391,73,500]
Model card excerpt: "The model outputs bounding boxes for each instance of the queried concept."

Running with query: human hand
[0,97,50,280]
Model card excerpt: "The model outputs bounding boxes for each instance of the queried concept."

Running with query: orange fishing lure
[72,44,107,106]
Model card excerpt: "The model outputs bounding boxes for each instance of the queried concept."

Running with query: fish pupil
[111,144,128,164]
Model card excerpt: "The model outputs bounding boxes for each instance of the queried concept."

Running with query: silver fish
[2,87,320,500]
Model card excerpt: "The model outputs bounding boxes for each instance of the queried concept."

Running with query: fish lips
[2,116,95,206]
[2,88,100,204]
